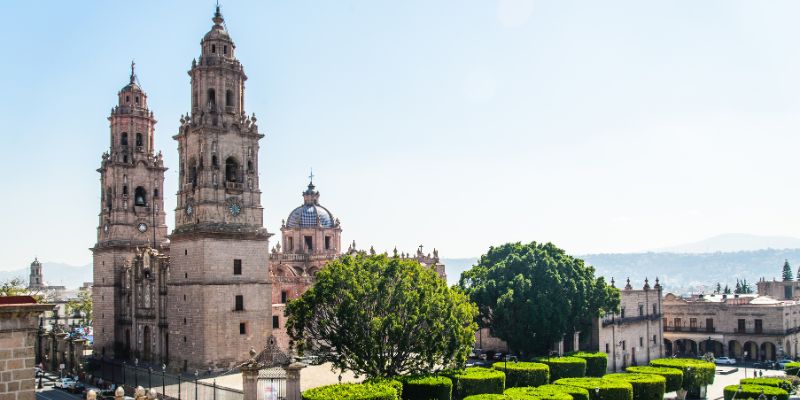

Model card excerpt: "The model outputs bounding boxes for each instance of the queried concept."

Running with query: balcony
[601,313,662,327]
[226,181,244,191]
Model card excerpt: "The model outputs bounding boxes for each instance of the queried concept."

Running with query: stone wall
[0,297,53,400]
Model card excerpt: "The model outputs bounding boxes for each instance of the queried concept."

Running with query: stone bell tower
[92,64,168,358]
[168,6,271,370]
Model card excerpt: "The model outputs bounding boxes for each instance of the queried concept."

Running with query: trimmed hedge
[723,384,789,400]
[365,378,403,398]
[569,352,609,377]
[537,357,588,382]
[785,362,800,376]
[740,378,793,393]
[493,361,550,388]
[625,366,682,393]
[463,395,535,400]
[400,375,452,400]
[535,384,591,400]
[649,358,715,390]
[448,367,506,400]
[505,386,573,400]
[554,377,633,400]
[603,373,665,400]
[301,382,399,400]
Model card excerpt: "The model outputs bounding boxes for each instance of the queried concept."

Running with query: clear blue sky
[3,0,800,269]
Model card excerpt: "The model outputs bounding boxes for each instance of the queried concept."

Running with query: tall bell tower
[92,64,168,358]
[168,6,271,370]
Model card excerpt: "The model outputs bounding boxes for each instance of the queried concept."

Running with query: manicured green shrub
[554,377,633,400]
[301,382,399,400]
[493,361,550,388]
[365,378,403,398]
[604,373,665,400]
[400,375,452,400]
[723,384,789,400]
[534,384,590,400]
[569,352,609,377]
[625,366,682,393]
[784,362,800,376]
[463,395,535,400]
[537,357,587,382]
[505,386,573,400]
[740,378,793,393]
[649,358,715,390]
[448,367,506,400]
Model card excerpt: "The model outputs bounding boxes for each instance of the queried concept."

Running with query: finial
[213,3,224,26]
[624,277,632,290]
[611,277,615,287]
[130,60,136,84]
[309,168,314,184]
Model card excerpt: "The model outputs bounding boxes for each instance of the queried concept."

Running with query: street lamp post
[194,370,199,400]
[744,351,748,378]
[161,364,166,396]
[134,358,139,388]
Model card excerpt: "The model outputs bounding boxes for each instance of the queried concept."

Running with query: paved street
[703,366,788,400]
[36,387,82,400]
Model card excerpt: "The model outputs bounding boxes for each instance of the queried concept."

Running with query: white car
[714,357,736,365]
[54,378,76,390]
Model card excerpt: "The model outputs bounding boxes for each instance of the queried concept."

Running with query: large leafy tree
[66,289,93,325]
[459,242,620,356]
[286,253,478,378]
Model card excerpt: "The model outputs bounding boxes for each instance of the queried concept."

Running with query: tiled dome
[285,181,337,228]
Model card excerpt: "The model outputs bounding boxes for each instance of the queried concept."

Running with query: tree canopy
[285,253,478,378]
[66,289,92,325]
[783,260,793,281]
[459,242,620,356]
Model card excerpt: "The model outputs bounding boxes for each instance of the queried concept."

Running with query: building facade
[591,278,664,372]
[0,296,54,400]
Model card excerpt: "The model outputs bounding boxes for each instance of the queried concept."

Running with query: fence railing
[86,359,244,400]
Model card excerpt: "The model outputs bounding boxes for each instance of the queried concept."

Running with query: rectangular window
[652,304,657,315]
[304,236,313,251]
[674,318,682,331]
[755,319,763,334]
[638,304,644,316]
[233,259,242,275]
[622,340,626,350]
[639,337,643,346]
[689,318,697,331]
[239,323,246,335]
[281,291,288,304]
[605,343,609,353]
[325,236,331,250]
[620,308,625,319]
[288,237,293,251]
[738,319,746,333]
[272,316,279,329]
[235,295,244,311]
[786,286,793,300]
[706,318,714,332]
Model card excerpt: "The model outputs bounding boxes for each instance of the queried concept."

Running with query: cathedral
[91,6,446,371]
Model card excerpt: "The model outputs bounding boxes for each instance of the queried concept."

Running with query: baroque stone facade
[0,296,53,400]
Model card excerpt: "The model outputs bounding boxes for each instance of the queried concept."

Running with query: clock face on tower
[227,197,242,217]
[186,201,194,217]
[137,223,148,233]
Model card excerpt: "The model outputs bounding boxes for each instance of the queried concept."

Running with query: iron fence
[256,368,286,400]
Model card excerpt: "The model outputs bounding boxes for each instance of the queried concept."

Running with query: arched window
[135,133,143,147]
[153,188,159,199]
[207,89,216,107]
[247,160,253,172]
[121,132,128,146]
[122,185,129,196]
[211,44,216,53]
[135,96,140,104]
[134,187,147,206]
[212,155,218,167]
[223,45,228,55]
[225,90,233,107]
[105,187,112,210]
[225,157,239,182]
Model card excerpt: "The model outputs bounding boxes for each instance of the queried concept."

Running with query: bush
[463,395,536,400]
[505,386,573,400]
[301,382,399,400]
[625,366,683,393]
[448,367,506,400]
[537,357,588,382]
[723,384,789,400]
[365,378,404,398]
[400,375,452,400]
[493,361,550,388]
[603,373,665,400]
[784,362,800,376]
[554,377,633,400]
[649,358,715,389]
[569,352,609,377]
[740,378,793,393]
[534,384,590,400]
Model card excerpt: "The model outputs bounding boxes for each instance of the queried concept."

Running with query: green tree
[286,253,478,378]
[0,278,28,296]
[459,242,620,356]
[715,282,721,294]
[66,289,93,325]
[783,260,793,281]
[723,285,731,294]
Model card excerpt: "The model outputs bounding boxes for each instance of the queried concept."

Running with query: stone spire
[624,277,632,290]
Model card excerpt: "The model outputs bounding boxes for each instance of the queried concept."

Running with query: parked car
[714,357,736,365]
[73,382,86,394]
[54,378,77,391]
[777,359,794,369]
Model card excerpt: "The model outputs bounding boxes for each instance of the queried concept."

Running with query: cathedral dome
[203,6,232,43]
[285,182,337,229]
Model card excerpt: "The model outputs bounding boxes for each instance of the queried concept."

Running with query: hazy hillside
[653,233,800,253]
[0,262,91,289]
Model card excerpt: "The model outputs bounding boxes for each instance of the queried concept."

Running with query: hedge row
[537,357,587,382]
[401,375,452,400]
[493,362,550,388]
[448,367,506,400]
[625,366,682,393]
[553,377,633,400]
[505,386,572,400]
[603,373,665,400]
[301,382,399,400]
[649,358,715,389]
[723,384,789,400]
[739,377,792,393]
[784,362,800,376]
[569,352,609,377]
[531,384,590,400]
[365,378,404,398]
[462,395,534,400]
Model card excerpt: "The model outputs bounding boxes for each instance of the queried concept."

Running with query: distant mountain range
[0,262,91,290]
[652,233,800,253]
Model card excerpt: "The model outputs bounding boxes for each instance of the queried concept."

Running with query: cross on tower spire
[130,60,136,84]
[308,168,314,184]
